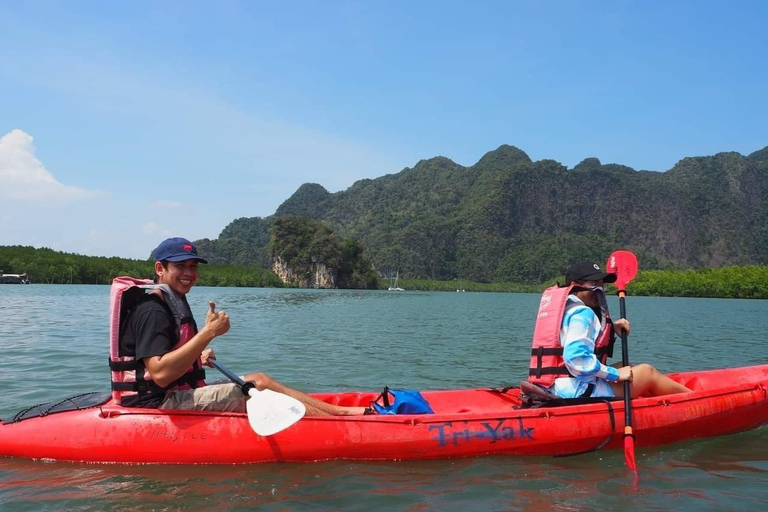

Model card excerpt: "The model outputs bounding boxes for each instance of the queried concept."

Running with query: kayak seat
[520,381,560,401]
[518,381,575,408]
[518,381,624,409]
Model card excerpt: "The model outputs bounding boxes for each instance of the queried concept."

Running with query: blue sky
[1,1,766,259]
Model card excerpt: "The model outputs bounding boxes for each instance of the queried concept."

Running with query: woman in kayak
[529,260,692,399]
[114,237,368,416]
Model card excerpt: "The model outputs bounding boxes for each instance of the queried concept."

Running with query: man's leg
[244,372,367,416]
[160,383,246,412]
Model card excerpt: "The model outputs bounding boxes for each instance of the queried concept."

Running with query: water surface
[1,285,767,511]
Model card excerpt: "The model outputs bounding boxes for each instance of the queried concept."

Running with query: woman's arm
[562,306,620,382]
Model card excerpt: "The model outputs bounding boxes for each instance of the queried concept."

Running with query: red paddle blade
[607,250,638,290]
[624,431,638,476]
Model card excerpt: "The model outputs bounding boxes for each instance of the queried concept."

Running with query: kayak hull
[1,364,767,464]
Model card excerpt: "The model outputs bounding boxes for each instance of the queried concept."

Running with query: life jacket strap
[531,346,565,378]
[530,347,563,356]
[110,380,163,394]
[109,358,137,371]
[111,369,206,393]
[528,367,571,376]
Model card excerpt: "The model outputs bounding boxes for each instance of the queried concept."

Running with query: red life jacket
[529,284,615,387]
[108,276,206,404]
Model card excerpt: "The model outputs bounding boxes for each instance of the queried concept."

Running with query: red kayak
[1,364,767,464]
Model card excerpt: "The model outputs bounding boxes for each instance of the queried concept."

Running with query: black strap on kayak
[486,384,618,456]
[555,399,616,457]
[379,385,391,408]
[488,383,617,409]
[8,392,112,424]
[488,385,518,395]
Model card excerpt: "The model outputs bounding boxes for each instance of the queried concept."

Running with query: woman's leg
[243,372,367,416]
[610,363,693,398]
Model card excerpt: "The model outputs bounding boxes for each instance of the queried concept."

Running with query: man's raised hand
[205,300,231,337]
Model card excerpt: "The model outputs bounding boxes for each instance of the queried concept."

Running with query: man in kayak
[118,237,368,416]
[529,260,692,399]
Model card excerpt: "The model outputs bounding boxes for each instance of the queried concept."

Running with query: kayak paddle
[606,250,639,478]
[209,359,306,436]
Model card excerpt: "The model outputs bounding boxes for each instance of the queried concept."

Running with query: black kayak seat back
[520,381,561,401]
[6,392,111,424]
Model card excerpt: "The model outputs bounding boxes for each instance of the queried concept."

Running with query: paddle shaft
[619,293,629,365]
[209,359,255,396]
[618,291,634,435]
[607,249,639,479]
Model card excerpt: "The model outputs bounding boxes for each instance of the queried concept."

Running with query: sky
[1,1,767,260]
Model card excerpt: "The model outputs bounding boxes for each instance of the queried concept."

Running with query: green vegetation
[0,245,282,287]
[197,215,274,267]
[390,266,768,299]
[196,265,283,288]
[2,245,768,298]
[628,266,768,299]
[268,216,378,289]
[201,144,768,286]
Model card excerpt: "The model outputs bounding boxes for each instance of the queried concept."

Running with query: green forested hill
[268,216,378,289]
[200,144,768,284]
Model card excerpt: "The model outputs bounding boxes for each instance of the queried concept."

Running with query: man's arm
[144,302,230,387]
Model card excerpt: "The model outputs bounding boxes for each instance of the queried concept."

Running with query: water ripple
[1,286,768,511]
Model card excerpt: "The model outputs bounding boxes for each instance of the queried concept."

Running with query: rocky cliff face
[272,256,336,288]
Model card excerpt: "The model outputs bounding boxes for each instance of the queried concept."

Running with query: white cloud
[0,41,412,258]
[142,221,172,236]
[151,200,184,210]
[0,129,105,204]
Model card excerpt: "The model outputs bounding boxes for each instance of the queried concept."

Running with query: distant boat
[388,270,405,291]
[456,278,465,292]
[0,272,30,284]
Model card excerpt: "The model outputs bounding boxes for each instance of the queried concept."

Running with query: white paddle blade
[246,388,306,436]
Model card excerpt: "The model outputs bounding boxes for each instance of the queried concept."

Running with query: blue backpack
[371,386,434,415]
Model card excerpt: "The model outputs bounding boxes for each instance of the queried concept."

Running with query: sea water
[1,285,767,511]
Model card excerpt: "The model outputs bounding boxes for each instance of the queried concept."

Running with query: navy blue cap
[154,237,208,263]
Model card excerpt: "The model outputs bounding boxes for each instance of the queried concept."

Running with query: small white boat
[388,270,405,291]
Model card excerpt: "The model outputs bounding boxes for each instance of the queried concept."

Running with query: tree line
[388,266,768,299]
[3,244,767,298]
[0,245,282,288]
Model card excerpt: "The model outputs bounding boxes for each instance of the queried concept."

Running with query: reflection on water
[5,440,767,512]
[1,285,768,511]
